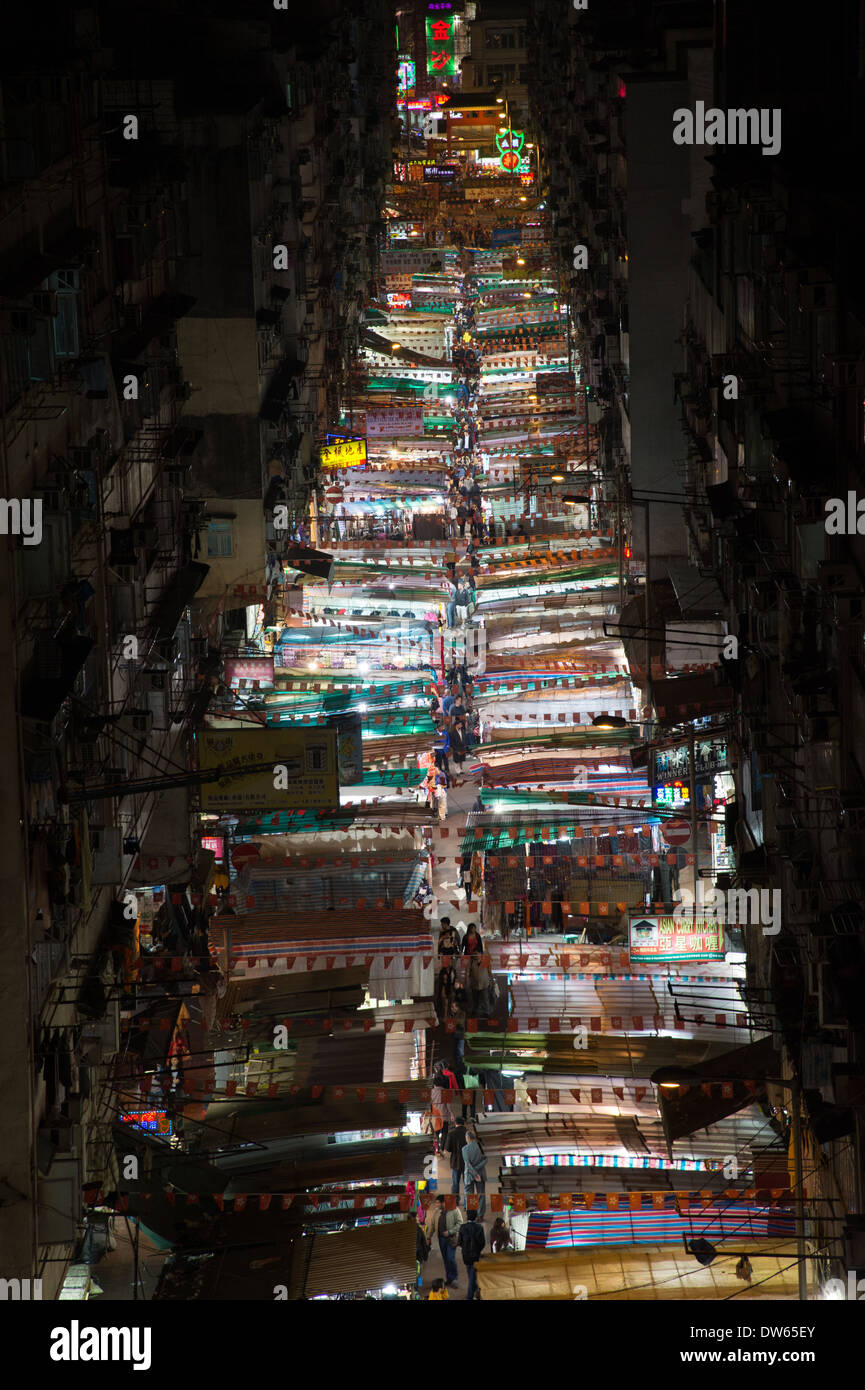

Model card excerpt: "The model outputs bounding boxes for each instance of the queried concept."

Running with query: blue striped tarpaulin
[526,1202,795,1249]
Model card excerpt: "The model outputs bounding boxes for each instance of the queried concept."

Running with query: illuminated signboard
[198,728,339,812]
[426,14,456,76]
[629,915,725,964]
[423,164,457,180]
[398,59,415,92]
[320,439,367,468]
[121,1110,173,1135]
[496,128,525,171]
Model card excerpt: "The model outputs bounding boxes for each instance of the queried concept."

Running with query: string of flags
[319,530,604,550]
[92,1189,794,1214]
[205,998,750,1032]
[125,1067,756,1100]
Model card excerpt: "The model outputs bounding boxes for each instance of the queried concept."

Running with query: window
[46,269,79,357]
[206,520,233,557]
[487,28,515,49]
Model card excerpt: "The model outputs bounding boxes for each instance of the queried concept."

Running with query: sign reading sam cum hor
[628,914,725,963]
[198,728,339,811]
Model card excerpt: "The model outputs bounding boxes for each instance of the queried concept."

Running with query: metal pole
[792,1080,808,1300]
[617,464,624,610]
[689,724,698,879]
[644,500,651,697]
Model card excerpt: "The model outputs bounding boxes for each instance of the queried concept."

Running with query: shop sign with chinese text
[320,440,367,468]
[629,915,725,964]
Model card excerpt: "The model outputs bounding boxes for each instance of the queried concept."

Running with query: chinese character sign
[629,915,725,964]
[496,129,525,172]
[366,407,424,439]
[426,15,456,76]
[320,440,367,469]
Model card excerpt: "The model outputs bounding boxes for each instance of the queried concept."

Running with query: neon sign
[426,15,456,76]
[121,1110,173,1134]
[496,128,525,171]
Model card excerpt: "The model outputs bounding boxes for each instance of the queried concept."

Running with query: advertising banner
[198,728,339,811]
[629,914,725,963]
[366,406,424,439]
[224,656,275,686]
[381,249,444,274]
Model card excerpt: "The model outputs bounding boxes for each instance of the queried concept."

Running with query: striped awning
[525,1202,794,1249]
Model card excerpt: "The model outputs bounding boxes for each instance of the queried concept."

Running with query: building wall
[196,500,267,598]
[625,75,692,562]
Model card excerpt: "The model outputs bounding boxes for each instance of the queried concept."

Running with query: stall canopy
[475,1242,800,1300]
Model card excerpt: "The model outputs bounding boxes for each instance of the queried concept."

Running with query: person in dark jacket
[457,1216,486,1300]
[433,725,451,782]
[489,1216,511,1253]
[450,718,468,774]
[462,922,484,955]
[445,1118,468,1197]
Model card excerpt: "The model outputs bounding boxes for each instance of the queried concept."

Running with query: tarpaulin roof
[217,909,433,955]
[287,1219,416,1298]
[475,1241,800,1300]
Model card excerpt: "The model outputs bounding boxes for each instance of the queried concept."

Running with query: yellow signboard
[198,728,339,811]
[320,440,367,469]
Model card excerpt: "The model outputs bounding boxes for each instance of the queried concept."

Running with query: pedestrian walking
[462,1127,488,1221]
[457,1213,486,1300]
[445,1117,468,1196]
[445,581,459,629]
[429,1194,463,1288]
[427,1278,449,1301]
[433,724,451,783]
[450,717,468,777]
